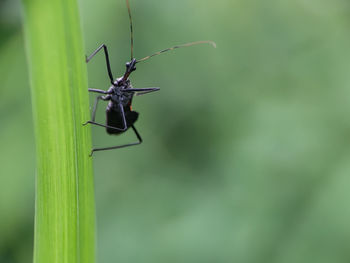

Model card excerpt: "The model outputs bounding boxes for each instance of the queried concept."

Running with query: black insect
[84,0,216,156]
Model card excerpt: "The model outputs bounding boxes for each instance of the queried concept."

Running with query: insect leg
[84,95,110,123]
[86,44,114,84]
[118,103,128,130]
[90,125,142,156]
[83,121,126,131]
[124,87,160,92]
[88,88,109,94]
[123,87,160,96]
[83,103,127,131]
[136,89,160,96]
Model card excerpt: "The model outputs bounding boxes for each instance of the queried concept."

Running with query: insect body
[84,0,216,156]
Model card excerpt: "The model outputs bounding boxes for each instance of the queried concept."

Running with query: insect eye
[126,61,136,72]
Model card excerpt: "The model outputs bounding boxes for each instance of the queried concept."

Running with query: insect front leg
[86,44,114,84]
[90,125,142,156]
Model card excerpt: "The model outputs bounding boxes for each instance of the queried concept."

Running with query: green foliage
[21,0,95,262]
[2,0,350,262]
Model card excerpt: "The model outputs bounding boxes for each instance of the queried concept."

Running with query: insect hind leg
[89,125,142,156]
[83,121,127,132]
[84,95,110,123]
[84,102,127,131]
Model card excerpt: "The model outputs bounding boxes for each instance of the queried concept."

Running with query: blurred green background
[2,0,350,262]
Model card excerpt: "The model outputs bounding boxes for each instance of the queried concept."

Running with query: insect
[84,0,216,156]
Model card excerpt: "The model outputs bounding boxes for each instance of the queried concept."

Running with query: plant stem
[21,0,95,262]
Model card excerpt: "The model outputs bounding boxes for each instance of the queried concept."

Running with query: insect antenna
[126,0,134,59]
[136,40,216,63]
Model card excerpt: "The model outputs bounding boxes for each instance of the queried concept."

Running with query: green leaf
[21,0,95,262]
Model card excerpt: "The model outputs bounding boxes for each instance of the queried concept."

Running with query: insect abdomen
[106,107,139,134]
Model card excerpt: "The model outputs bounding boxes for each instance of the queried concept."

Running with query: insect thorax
[108,79,134,109]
